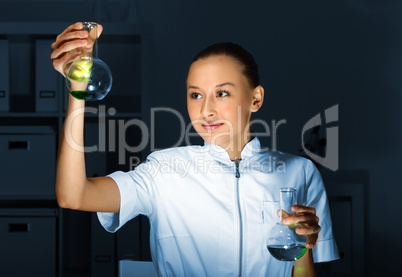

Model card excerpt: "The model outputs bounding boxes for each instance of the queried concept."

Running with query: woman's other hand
[281,205,321,249]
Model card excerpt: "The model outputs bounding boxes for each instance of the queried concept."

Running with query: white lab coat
[98,137,339,276]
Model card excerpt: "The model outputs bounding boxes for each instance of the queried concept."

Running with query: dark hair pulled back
[191,42,260,88]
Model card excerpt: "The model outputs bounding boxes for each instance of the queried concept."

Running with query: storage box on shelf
[0,208,58,277]
[0,126,56,199]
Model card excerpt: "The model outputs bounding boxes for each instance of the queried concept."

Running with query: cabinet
[0,22,153,276]
[317,170,368,276]
[0,126,56,197]
[316,182,365,276]
[0,208,57,277]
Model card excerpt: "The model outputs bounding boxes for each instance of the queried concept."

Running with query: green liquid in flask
[267,244,307,261]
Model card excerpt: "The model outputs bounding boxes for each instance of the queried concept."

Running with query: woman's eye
[217,90,229,97]
[191,92,202,99]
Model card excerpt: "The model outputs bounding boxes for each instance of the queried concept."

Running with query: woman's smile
[202,122,224,131]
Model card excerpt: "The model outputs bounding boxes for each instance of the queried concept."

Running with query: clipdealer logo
[64,104,339,172]
[301,104,339,171]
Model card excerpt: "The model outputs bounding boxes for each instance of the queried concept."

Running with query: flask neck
[279,188,296,219]
[63,22,98,76]
[82,22,98,58]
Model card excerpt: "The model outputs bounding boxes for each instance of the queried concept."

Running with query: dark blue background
[0,0,400,275]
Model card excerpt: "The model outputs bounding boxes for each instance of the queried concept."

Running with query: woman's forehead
[187,55,245,85]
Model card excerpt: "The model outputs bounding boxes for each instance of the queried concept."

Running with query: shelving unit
[0,22,153,276]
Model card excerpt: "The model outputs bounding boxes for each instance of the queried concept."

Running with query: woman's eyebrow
[187,82,236,90]
[216,82,235,88]
[187,85,200,90]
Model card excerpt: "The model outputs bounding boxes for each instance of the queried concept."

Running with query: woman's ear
[250,85,264,112]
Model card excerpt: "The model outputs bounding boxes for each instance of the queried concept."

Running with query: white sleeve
[305,160,340,263]
[97,154,160,233]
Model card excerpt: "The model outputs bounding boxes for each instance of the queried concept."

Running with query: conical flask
[267,187,308,261]
[65,22,112,101]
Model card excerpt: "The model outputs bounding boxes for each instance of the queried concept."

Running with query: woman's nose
[201,97,216,118]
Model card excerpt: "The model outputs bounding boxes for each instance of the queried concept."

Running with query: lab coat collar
[203,137,262,163]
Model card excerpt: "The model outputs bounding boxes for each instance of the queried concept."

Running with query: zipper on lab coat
[234,159,243,276]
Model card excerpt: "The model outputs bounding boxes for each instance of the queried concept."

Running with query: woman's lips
[202,123,224,130]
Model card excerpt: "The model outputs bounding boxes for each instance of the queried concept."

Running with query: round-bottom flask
[267,187,308,261]
[64,22,112,101]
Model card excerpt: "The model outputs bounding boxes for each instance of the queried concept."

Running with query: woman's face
[187,55,261,154]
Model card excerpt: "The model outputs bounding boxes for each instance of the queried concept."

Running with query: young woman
[51,22,339,277]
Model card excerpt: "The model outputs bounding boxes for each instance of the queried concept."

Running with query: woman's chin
[202,136,231,149]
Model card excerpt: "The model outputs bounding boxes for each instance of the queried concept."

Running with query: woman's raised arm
[52,23,120,212]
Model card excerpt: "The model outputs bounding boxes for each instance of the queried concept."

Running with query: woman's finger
[57,22,84,40]
[51,30,89,59]
[96,24,103,37]
[295,224,321,235]
[51,38,87,60]
[305,234,318,249]
[52,30,89,49]
[52,50,82,76]
[276,209,290,218]
[291,205,316,215]
[282,213,318,225]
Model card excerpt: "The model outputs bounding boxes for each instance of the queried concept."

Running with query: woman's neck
[226,135,253,161]
[229,151,242,161]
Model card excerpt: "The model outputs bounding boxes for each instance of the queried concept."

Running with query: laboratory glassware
[64,22,112,101]
[267,187,308,261]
